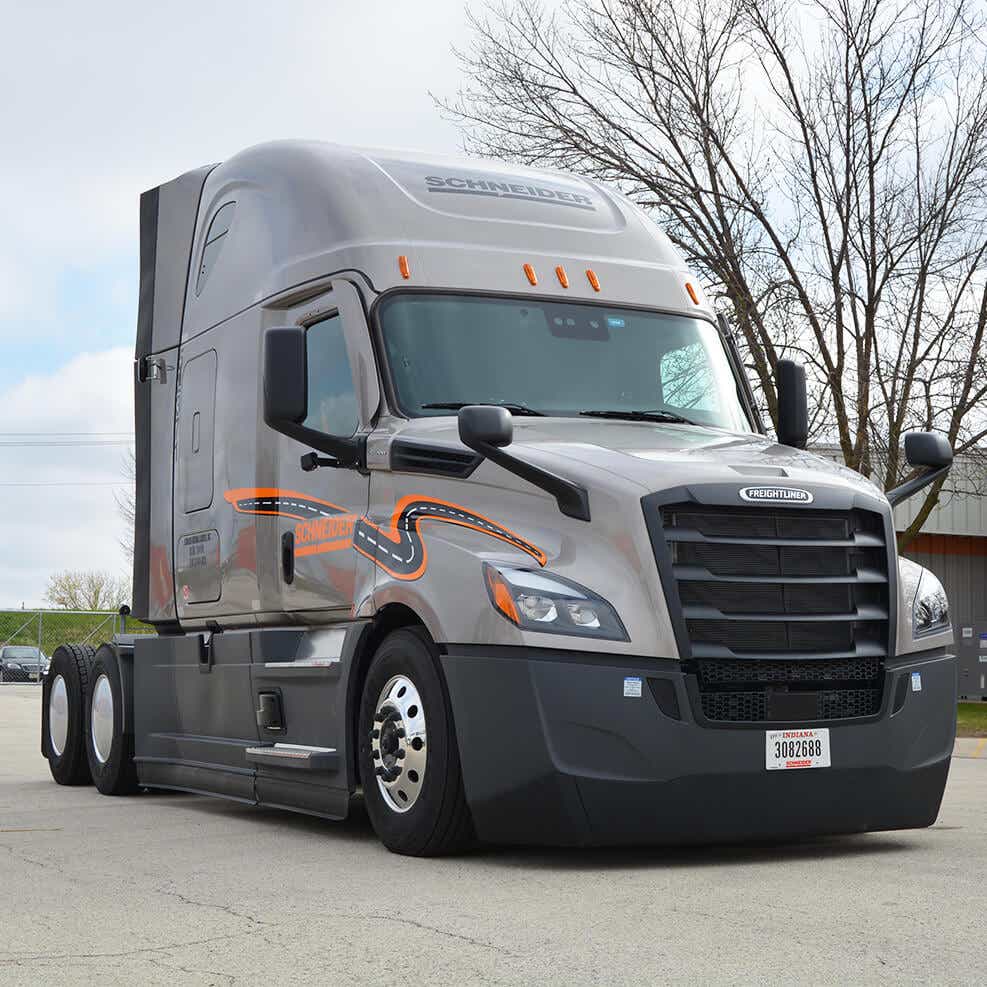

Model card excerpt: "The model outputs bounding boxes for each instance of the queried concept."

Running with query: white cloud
[0,348,134,606]
[0,0,471,326]
[0,0,485,603]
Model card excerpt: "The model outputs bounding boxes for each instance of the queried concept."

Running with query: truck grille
[653,501,891,724]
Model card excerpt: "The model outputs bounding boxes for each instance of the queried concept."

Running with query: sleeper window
[195,202,236,295]
[304,313,359,437]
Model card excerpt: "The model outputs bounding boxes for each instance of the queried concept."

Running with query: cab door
[271,279,380,615]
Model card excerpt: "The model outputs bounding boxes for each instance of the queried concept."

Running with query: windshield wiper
[578,409,698,425]
[421,401,546,417]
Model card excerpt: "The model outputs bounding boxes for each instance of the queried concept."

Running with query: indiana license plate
[765,728,830,770]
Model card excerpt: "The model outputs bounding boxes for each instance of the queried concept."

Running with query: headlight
[6,662,22,671]
[913,567,950,638]
[483,563,629,641]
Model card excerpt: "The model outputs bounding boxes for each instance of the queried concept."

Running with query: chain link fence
[0,609,154,684]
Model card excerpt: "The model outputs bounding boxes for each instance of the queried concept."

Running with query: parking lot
[1,684,983,985]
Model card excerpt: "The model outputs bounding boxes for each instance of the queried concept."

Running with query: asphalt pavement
[1,684,983,985]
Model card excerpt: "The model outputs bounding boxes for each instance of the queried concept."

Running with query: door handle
[256,691,284,733]
[281,531,295,585]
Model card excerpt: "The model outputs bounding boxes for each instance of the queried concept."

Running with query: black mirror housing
[263,327,308,428]
[261,327,363,468]
[776,359,808,450]
[887,432,953,507]
[458,405,513,449]
[905,432,953,471]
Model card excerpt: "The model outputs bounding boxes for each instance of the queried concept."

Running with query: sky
[0,0,477,606]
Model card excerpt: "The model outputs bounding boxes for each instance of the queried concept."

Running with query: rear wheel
[85,644,139,795]
[41,644,96,785]
[358,627,473,856]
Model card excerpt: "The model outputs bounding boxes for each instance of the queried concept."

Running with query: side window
[304,313,359,437]
[659,341,720,413]
[195,202,236,295]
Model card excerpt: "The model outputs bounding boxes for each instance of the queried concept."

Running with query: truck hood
[392,416,884,500]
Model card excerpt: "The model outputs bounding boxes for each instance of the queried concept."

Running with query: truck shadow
[472,833,921,871]
[138,790,924,868]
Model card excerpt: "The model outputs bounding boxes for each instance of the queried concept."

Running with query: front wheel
[358,627,474,856]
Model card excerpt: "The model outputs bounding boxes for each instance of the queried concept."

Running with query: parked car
[1,646,48,682]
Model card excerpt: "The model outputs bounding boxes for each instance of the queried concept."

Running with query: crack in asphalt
[153,884,274,928]
[147,954,238,985]
[355,912,517,957]
[0,932,253,967]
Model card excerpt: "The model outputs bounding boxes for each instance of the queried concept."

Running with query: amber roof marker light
[398,255,411,279]
[523,263,538,286]
[555,265,569,288]
[586,269,601,292]
[685,281,700,305]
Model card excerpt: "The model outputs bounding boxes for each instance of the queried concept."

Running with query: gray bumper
[441,647,956,847]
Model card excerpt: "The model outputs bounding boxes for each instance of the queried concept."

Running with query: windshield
[378,294,752,431]
[3,647,40,659]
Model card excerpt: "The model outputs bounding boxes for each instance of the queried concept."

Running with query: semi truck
[41,141,957,855]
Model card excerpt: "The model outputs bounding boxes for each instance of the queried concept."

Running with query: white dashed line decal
[224,489,546,580]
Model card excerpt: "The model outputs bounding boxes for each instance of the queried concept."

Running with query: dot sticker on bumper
[623,676,642,698]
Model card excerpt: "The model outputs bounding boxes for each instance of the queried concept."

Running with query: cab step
[245,744,339,772]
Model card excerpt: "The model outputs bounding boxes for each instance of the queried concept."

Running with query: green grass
[0,609,153,657]
[957,703,987,738]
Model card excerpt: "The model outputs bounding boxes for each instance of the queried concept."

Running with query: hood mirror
[457,405,590,521]
[887,431,953,507]
[458,405,513,449]
[905,432,953,471]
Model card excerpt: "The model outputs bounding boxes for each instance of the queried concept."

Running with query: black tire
[41,644,96,786]
[85,644,140,796]
[358,627,474,856]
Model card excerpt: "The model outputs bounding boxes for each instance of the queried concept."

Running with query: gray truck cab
[42,141,957,855]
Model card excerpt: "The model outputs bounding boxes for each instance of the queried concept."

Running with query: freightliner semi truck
[41,141,957,856]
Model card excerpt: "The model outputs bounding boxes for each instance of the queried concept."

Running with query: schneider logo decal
[424,174,596,211]
[224,489,546,579]
[739,486,814,504]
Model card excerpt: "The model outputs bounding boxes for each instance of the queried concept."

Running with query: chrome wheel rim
[371,674,427,813]
[90,674,114,765]
[49,675,69,757]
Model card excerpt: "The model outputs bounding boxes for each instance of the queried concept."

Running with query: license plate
[765,728,830,770]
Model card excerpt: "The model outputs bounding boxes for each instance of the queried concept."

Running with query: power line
[0,481,130,487]
[0,431,134,436]
[0,440,134,448]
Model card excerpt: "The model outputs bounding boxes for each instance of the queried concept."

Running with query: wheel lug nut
[395,727,405,738]
[372,729,380,739]
[396,749,406,759]
[372,750,380,760]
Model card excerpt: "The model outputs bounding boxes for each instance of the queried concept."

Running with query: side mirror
[263,327,307,428]
[457,405,590,521]
[905,432,953,471]
[458,405,513,449]
[262,327,363,469]
[887,431,953,507]
[776,359,808,450]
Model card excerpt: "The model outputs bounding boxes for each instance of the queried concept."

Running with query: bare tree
[443,0,987,546]
[115,448,136,562]
[45,570,131,611]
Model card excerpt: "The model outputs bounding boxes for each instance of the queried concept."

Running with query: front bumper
[441,646,956,846]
